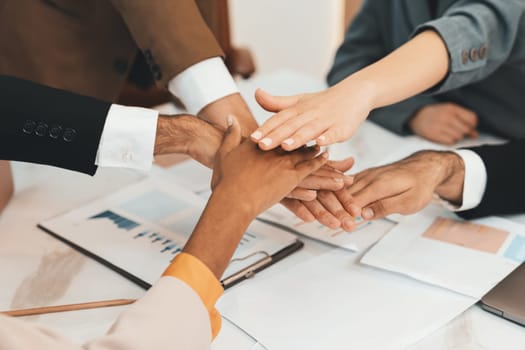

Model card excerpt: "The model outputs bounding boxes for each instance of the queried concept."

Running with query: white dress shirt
[435,149,487,212]
[95,57,238,171]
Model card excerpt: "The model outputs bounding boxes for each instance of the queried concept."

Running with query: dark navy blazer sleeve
[0,75,110,175]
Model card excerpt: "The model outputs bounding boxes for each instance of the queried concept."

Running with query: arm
[251,0,525,151]
[0,161,13,214]
[459,140,525,219]
[0,118,327,350]
[109,0,258,135]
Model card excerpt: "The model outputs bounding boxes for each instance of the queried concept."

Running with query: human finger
[218,115,242,159]
[254,88,303,113]
[279,121,330,151]
[296,174,345,191]
[334,188,361,218]
[250,108,304,151]
[351,178,408,211]
[281,198,316,222]
[453,106,478,128]
[294,152,329,180]
[327,157,355,174]
[302,198,341,229]
[317,191,356,231]
[286,188,318,201]
[361,194,412,221]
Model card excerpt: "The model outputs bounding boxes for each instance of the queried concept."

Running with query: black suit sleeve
[458,139,525,219]
[0,75,111,175]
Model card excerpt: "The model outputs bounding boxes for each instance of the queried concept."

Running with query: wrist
[338,74,377,113]
[434,151,465,204]
[154,114,197,156]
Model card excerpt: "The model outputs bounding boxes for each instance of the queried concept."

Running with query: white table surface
[1,70,524,349]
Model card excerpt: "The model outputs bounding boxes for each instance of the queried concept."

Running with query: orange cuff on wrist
[163,253,224,339]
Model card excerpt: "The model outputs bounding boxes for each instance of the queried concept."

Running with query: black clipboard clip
[221,239,304,290]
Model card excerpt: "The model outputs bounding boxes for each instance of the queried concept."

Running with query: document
[362,206,525,298]
[218,248,476,350]
[39,178,302,288]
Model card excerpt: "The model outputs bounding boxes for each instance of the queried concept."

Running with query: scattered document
[39,178,301,286]
[259,204,394,251]
[218,248,476,350]
[362,207,525,298]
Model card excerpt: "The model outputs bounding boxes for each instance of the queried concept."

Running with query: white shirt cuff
[95,104,158,171]
[434,149,487,212]
[168,57,239,115]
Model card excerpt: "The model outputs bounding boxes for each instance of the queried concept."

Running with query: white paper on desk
[218,248,476,350]
[260,204,394,252]
[362,207,525,298]
[39,177,299,283]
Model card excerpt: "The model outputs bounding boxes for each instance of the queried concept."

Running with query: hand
[341,151,465,221]
[185,116,327,278]
[0,161,13,214]
[287,158,355,201]
[250,84,374,151]
[154,115,223,168]
[280,158,357,230]
[199,93,258,136]
[409,103,478,145]
[212,116,329,219]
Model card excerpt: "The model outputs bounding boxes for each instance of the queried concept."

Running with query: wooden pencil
[1,298,136,317]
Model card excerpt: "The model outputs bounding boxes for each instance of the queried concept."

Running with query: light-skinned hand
[250,85,373,151]
[409,103,478,145]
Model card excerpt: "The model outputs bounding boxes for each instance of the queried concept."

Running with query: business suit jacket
[0,0,223,102]
[458,139,525,219]
[327,0,525,138]
[0,75,110,175]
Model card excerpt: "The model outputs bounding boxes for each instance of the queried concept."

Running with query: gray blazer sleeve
[327,1,440,135]
[326,1,388,86]
[367,95,440,135]
[413,0,525,94]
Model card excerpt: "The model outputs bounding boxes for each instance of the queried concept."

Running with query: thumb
[255,88,302,113]
[218,115,242,159]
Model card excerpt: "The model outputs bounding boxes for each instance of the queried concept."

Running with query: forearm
[183,187,253,278]
[0,161,13,213]
[339,30,449,111]
[198,93,258,136]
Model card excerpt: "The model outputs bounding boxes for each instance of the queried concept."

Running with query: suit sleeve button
[469,48,479,62]
[49,125,63,139]
[63,128,77,142]
[22,120,37,134]
[35,122,48,137]
[461,50,469,65]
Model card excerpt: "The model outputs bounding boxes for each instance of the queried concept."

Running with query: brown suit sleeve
[109,0,224,86]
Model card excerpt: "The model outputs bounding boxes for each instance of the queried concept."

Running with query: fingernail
[251,131,262,140]
[283,138,295,146]
[349,204,361,216]
[318,135,327,142]
[343,218,355,230]
[227,115,234,127]
[362,208,374,220]
[321,151,329,159]
[260,138,272,147]
[334,177,343,183]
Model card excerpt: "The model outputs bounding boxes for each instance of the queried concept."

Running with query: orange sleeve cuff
[163,252,224,339]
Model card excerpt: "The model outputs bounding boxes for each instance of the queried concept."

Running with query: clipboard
[38,178,303,290]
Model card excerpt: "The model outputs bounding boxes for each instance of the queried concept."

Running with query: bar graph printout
[39,178,300,286]
[362,207,525,298]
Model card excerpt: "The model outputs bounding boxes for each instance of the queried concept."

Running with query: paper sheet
[218,248,476,350]
[39,178,299,283]
[362,207,525,298]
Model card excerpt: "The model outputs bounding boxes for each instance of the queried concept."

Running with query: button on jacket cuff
[163,252,224,339]
[168,57,239,115]
[434,149,487,212]
[95,104,158,171]
[413,18,487,94]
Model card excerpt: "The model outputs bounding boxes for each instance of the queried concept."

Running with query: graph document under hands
[38,178,301,288]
